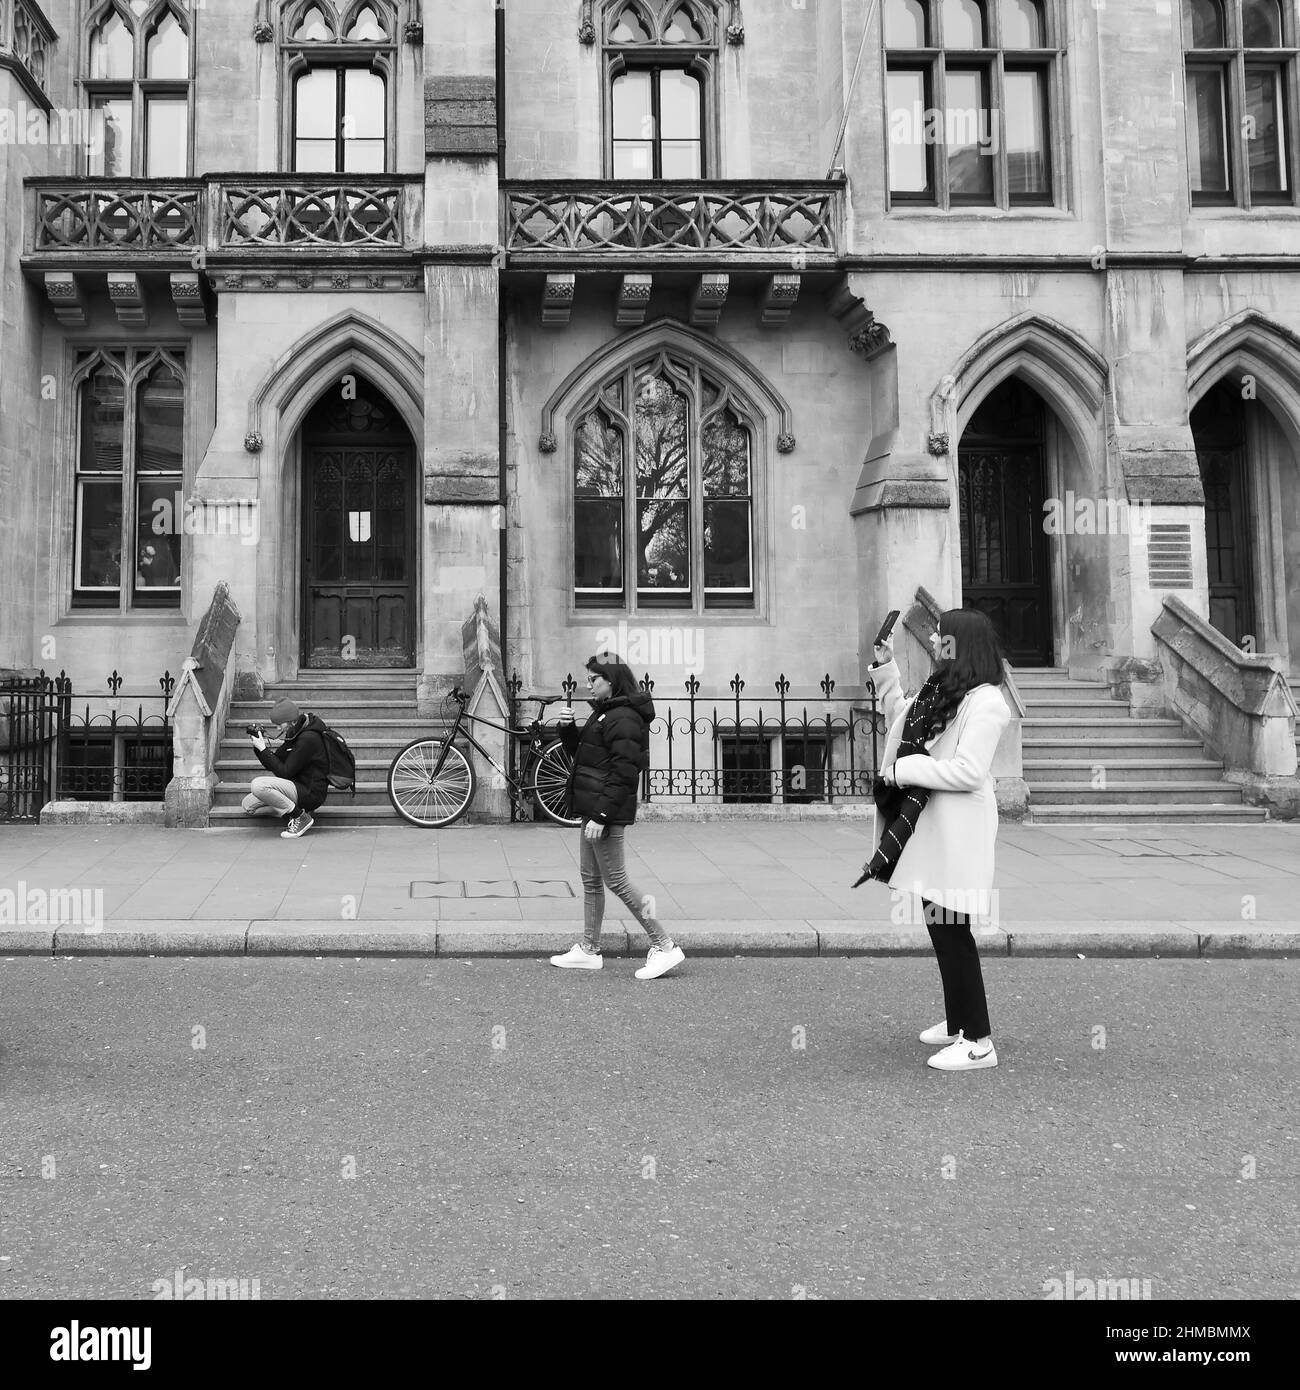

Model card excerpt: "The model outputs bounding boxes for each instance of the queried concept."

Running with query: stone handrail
[165,582,241,828]
[502,180,843,262]
[26,175,424,253]
[1152,596,1298,805]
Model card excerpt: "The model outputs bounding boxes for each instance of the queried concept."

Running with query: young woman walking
[548,652,686,981]
[867,609,1011,1071]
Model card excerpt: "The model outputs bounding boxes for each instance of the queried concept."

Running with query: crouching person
[242,698,330,839]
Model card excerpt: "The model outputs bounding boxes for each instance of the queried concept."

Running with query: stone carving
[224,272,243,290]
[253,20,273,42]
[848,313,891,358]
[260,274,277,290]
[777,433,796,454]
[244,432,263,453]
[367,273,384,289]
[297,273,314,289]
[332,272,349,289]
[578,1,595,44]
[538,433,558,454]
[927,433,950,456]
[726,24,745,43]
[404,20,424,44]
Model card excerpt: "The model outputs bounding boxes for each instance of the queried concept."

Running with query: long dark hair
[586,651,640,701]
[919,609,1006,740]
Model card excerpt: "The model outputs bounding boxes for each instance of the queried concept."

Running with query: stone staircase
[1018,668,1267,824]
[210,672,444,828]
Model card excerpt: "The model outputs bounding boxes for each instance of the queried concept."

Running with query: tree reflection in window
[572,350,757,609]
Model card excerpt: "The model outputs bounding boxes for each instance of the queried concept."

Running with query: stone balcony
[502,179,843,269]
[502,179,846,330]
[23,175,425,325]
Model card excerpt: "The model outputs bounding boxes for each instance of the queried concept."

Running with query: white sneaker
[920,1020,959,1046]
[280,811,314,839]
[927,1036,997,1071]
[634,944,685,980]
[549,943,602,970]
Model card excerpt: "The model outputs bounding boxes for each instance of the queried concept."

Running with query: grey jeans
[579,821,671,952]
[242,776,298,816]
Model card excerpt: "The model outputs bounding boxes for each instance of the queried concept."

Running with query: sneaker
[634,944,685,981]
[549,943,603,970]
[919,1020,959,1046]
[280,812,314,839]
[927,1035,997,1071]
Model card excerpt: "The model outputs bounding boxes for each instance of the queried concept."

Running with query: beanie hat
[269,698,301,726]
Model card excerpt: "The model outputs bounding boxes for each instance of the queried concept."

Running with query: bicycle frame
[429,698,559,800]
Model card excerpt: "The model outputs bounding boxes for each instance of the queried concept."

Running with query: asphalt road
[0,955,1295,1301]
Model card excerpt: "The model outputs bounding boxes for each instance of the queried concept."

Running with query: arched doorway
[300,375,417,668]
[958,377,1053,665]
[1190,381,1257,649]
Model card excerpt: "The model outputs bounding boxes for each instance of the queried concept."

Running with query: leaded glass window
[573,352,757,610]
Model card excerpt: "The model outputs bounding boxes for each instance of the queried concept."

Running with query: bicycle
[386,686,582,828]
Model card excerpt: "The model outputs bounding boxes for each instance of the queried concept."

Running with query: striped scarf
[855,673,946,886]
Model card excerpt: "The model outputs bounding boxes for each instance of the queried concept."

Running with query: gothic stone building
[1,0,1298,823]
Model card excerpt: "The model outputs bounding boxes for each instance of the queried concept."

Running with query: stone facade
[2,0,1298,810]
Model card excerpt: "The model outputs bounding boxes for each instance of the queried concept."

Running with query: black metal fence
[507,670,883,806]
[0,671,175,821]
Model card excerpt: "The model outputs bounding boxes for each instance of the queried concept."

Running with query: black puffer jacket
[255,713,331,813]
[559,692,655,826]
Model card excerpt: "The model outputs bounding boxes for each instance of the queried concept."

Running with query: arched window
[84,1,192,176]
[281,0,397,172]
[605,0,718,178]
[1183,0,1297,206]
[886,0,1057,209]
[73,351,187,612]
[574,350,756,609]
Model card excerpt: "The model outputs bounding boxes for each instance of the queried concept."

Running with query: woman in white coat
[867,609,1011,1072]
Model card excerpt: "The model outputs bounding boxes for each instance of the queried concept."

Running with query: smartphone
[874,610,901,647]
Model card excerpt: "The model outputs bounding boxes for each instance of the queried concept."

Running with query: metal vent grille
[1148,523,1194,589]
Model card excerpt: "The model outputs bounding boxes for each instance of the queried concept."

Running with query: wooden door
[303,444,414,668]
[958,379,1053,666]
[1193,384,1256,648]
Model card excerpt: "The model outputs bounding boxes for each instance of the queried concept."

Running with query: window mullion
[336,66,347,172]
[652,67,662,180]
[992,57,1007,208]
[1233,51,1251,207]
[935,57,951,207]
[121,363,136,615]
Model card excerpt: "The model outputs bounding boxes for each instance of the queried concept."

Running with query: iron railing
[507,669,882,808]
[0,670,175,820]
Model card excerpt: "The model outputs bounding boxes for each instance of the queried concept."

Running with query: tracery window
[84,1,192,176]
[884,0,1061,208]
[1183,0,1298,206]
[280,0,398,172]
[73,349,186,612]
[604,0,719,178]
[574,352,756,610]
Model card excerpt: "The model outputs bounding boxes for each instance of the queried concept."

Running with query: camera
[245,724,265,738]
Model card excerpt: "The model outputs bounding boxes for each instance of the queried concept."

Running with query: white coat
[868,658,1012,921]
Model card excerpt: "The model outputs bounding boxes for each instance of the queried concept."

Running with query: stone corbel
[169,272,208,326]
[107,273,148,326]
[615,274,653,327]
[726,0,745,43]
[827,275,894,360]
[44,272,86,326]
[689,273,729,328]
[578,1,596,44]
[542,273,576,327]
[760,273,800,328]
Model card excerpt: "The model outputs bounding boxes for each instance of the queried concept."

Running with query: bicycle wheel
[528,740,582,827]
[387,738,475,827]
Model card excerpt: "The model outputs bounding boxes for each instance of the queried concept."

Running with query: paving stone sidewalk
[0,820,1296,958]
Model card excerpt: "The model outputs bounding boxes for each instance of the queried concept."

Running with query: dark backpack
[318,725,357,795]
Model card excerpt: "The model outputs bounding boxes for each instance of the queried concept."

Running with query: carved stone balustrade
[0,0,55,107]
[502,180,843,268]
[25,175,424,260]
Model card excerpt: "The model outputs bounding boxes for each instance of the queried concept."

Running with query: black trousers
[922,899,991,1040]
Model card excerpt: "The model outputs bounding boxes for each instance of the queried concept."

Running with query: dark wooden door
[958,380,1053,666]
[303,445,414,667]
[1193,384,1256,648]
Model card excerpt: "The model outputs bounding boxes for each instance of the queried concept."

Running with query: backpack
[318,725,357,795]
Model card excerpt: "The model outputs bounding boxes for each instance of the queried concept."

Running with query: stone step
[214,782,397,808]
[1028,781,1244,806]
[1023,760,1226,784]
[208,804,410,828]
[1021,737,1209,757]
[218,732,458,763]
[229,700,419,717]
[1021,718,1194,739]
[1028,803,1267,824]
[1017,699,1129,718]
